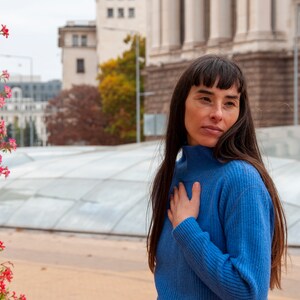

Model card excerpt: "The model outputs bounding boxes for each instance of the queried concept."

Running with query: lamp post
[102,27,141,143]
[0,54,34,145]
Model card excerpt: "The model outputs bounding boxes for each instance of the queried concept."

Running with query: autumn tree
[98,35,145,143]
[45,84,119,145]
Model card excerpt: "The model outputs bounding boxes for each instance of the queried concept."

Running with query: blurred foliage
[98,34,145,143]
[45,85,119,145]
[5,118,38,146]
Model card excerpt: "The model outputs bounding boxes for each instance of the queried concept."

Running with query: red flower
[1,70,9,80]
[0,166,10,178]
[8,139,17,151]
[4,86,11,98]
[0,96,5,108]
[0,280,6,294]
[0,268,13,282]
[1,24,9,38]
[0,241,5,251]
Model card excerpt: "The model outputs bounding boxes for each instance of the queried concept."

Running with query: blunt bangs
[190,56,245,93]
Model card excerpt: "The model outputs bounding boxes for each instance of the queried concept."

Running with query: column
[248,0,273,40]
[208,0,232,45]
[275,0,288,37]
[234,0,248,41]
[183,0,205,49]
[151,0,161,50]
[161,0,181,50]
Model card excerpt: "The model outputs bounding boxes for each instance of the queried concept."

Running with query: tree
[98,35,145,143]
[45,85,118,145]
[23,121,38,146]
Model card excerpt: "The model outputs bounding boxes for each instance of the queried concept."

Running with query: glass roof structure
[0,126,299,246]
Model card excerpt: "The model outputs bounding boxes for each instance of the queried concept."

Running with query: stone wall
[234,52,294,127]
[144,51,299,132]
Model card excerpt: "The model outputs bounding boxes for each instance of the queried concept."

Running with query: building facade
[58,21,98,89]
[0,87,48,146]
[95,0,147,65]
[2,75,61,102]
[144,0,299,137]
[58,0,147,89]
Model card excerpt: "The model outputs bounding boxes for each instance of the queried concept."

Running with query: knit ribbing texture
[155,145,274,300]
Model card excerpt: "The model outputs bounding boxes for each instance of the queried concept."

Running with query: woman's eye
[225,101,235,107]
[200,97,211,102]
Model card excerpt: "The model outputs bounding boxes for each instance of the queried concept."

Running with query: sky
[0,0,96,82]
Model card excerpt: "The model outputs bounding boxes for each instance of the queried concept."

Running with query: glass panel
[0,200,24,225]
[56,181,148,232]
[6,197,74,229]
[38,178,101,200]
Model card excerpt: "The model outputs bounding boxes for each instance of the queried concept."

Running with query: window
[81,35,87,46]
[13,90,19,99]
[128,7,135,18]
[107,8,114,18]
[72,34,79,47]
[76,59,85,73]
[118,8,124,18]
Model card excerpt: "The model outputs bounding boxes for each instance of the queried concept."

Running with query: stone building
[58,21,98,89]
[96,0,147,65]
[144,0,299,137]
[0,87,48,146]
[2,75,61,102]
[58,0,147,89]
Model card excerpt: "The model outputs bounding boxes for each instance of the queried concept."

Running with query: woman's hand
[168,182,201,228]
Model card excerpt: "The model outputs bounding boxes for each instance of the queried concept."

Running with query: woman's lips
[201,126,224,136]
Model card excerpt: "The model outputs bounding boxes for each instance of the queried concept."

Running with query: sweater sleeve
[172,164,274,300]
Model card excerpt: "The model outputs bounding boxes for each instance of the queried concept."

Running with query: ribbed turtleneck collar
[176,145,220,180]
[182,144,215,161]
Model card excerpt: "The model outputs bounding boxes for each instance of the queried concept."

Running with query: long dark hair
[147,55,287,290]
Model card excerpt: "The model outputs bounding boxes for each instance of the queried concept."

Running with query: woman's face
[184,82,240,147]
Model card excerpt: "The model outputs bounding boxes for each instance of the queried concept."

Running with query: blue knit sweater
[155,145,274,300]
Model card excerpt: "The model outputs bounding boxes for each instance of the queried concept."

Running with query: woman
[147,55,287,299]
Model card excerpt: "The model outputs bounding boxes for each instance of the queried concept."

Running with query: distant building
[1,75,61,102]
[144,0,299,138]
[58,20,98,89]
[95,0,147,64]
[58,0,147,88]
[0,87,48,146]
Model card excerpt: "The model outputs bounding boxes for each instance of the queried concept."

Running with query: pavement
[0,228,299,300]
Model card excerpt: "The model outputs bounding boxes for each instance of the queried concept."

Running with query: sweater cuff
[172,217,203,246]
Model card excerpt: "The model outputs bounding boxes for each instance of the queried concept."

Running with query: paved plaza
[0,229,299,300]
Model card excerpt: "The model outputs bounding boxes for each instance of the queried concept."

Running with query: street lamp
[102,26,141,143]
[0,54,34,146]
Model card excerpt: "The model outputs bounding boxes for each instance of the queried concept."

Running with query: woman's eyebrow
[196,89,239,100]
[196,89,214,95]
[226,94,239,100]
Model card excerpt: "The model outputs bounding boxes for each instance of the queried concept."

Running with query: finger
[170,194,175,210]
[178,182,188,199]
[173,186,179,202]
[191,182,201,204]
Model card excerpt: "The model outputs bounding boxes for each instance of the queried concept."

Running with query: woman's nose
[210,105,223,122]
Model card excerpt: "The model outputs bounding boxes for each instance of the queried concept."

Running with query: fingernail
[193,182,200,189]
